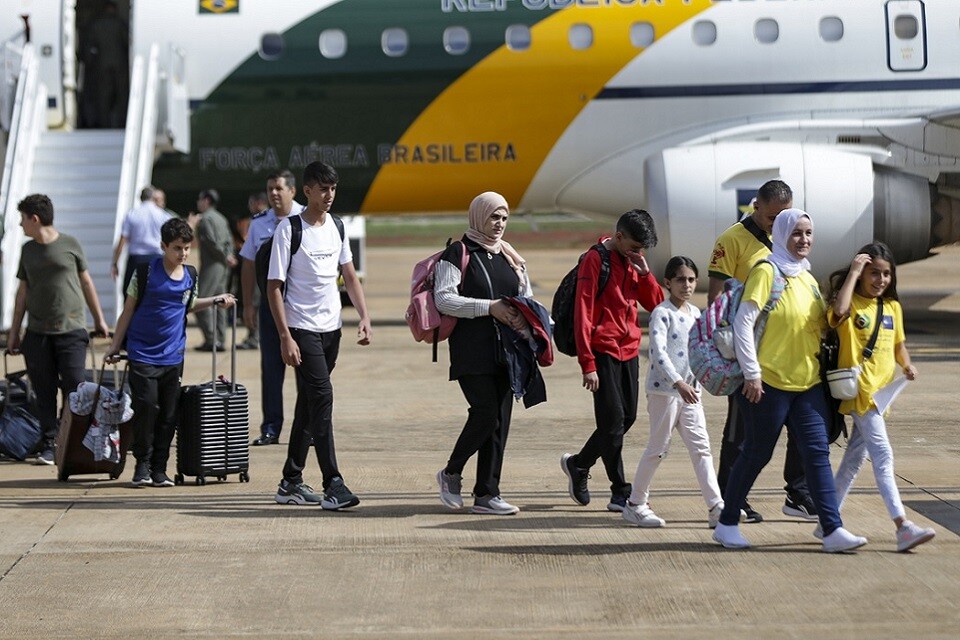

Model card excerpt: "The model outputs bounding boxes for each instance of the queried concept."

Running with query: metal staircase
[31,129,125,321]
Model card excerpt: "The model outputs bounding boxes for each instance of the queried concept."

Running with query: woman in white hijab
[433,192,533,516]
[712,209,868,553]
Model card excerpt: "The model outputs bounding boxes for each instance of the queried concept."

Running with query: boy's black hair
[616,209,658,248]
[756,180,793,205]
[267,169,297,190]
[18,194,54,226]
[198,189,220,208]
[161,217,194,245]
[664,255,698,280]
[827,240,899,302]
[302,161,339,188]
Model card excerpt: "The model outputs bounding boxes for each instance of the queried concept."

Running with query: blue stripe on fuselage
[597,78,960,99]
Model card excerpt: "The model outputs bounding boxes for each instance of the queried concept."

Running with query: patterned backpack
[688,260,786,395]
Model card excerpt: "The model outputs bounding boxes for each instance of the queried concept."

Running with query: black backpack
[254,214,345,297]
[551,243,612,357]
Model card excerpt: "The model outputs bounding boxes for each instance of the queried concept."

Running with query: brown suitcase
[55,359,133,482]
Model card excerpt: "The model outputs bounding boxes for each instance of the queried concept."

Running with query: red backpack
[405,241,469,361]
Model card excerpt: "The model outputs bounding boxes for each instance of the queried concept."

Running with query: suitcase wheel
[195,476,206,486]
[174,473,184,486]
[217,475,227,482]
[57,469,68,482]
[239,471,250,483]
[109,472,120,480]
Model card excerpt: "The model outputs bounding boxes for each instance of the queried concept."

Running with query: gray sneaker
[321,477,360,510]
[437,469,463,510]
[472,495,519,515]
[131,461,152,487]
[275,480,323,505]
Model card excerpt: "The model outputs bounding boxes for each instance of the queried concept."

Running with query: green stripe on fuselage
[153,0,557,217]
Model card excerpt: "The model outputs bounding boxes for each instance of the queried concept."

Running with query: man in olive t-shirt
[6,194,110,465]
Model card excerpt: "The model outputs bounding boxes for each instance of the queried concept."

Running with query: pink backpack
[405,241,469,361]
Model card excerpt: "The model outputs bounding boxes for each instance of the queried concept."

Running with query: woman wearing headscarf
[712,209,868,552]
[433,192,533,515]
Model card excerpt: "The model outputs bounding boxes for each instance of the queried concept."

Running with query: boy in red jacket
[561,209,665,512]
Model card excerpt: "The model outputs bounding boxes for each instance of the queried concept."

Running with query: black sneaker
[607,494,627,513]
[742,501,764,524]
[34,449,55,466]
[560,453,590,506]
[321,477,360,510]
[132,461,152,487]
[151,472,175,487]
[783,494,818,521]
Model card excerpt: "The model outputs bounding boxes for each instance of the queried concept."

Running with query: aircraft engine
[642,142,959,282]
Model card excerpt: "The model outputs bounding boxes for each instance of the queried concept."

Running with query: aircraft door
[885,0,927,71]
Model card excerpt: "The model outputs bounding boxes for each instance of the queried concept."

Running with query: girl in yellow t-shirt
[826,242,935,552]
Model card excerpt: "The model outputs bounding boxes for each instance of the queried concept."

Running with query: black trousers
[446,371,514,498]
[258,300,285,437]
[717,393,810,500]
[21,329,88,446]
[574,353,639,498]
[129,361,183,473]
[281,328,341,487]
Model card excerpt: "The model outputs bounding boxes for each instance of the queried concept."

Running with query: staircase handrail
[0,43,45,329]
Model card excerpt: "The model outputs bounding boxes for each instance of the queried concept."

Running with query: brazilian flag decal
[199,0,239,14]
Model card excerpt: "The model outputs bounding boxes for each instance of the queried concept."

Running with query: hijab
[769,207,812,277]
[464,191,527,281]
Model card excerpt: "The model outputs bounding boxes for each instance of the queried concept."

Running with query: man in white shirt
[111,186,171,297]
[267,162,371,510]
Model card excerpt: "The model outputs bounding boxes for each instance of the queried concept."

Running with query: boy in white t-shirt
[266,161,372,509]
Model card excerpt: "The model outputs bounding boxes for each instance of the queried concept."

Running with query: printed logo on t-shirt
[709,244,727,266]
[854,312,871,330]
[881,314,894,330]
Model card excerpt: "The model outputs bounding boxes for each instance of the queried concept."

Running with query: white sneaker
[896,521,935,552]
[708,502,724,529]
[712,523,750,549]
[822,526,868,553]
[436,469,463,510]
[472,495,519,515]
[621,502,665,528]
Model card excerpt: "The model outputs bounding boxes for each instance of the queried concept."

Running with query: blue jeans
[719,382,843,535]
[258,300,286,437]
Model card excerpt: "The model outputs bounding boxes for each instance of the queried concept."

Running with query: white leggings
[833,409,905,521]
[630,394,722,509]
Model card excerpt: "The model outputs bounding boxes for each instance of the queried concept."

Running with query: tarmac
[0,244,958,639]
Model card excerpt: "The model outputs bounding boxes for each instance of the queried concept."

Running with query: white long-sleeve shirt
[733,300,762,381]
[645,300,700,396]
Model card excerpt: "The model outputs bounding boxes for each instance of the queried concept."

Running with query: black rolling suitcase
[175,305,250,486]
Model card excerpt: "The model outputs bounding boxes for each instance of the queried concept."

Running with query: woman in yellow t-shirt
[826,242,935,552]
[712,209,868,553]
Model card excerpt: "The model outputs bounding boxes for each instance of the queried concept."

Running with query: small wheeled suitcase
[55,357,133,482]
[175,305,250,486]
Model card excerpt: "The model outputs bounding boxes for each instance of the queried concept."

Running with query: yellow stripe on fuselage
[362,0,713,213]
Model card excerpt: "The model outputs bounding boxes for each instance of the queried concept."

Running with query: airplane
[2,0,960,306]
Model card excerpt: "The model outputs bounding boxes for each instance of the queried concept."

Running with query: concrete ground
[0,244,958,639]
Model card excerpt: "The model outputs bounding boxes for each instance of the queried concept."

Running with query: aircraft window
[505,24,531,51]
[569,24,593,50]
[754,19,779,44]
[259,33,284,61]
[819,17,844,42]
[692,21,717,46]
[444,27,470,55]
[630,22,655,48]
[319,29,347,59]
[382,28,409,57]
[894,15,919,40]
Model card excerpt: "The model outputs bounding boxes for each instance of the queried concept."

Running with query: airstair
[0,41,189,328]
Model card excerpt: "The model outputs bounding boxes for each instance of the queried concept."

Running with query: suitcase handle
[210,302,238,397]
[89,356,129,418]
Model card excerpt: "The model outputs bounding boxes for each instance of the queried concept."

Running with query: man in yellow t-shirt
[706,180,817,523]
